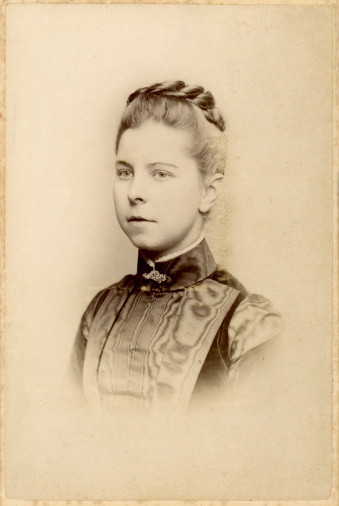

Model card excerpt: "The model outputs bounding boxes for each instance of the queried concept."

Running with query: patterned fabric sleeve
[227,294,283,404]
[65,287,111,403]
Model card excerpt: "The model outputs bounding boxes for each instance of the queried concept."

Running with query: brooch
[142,269,172,284]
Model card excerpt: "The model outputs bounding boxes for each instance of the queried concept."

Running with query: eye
[153,171,171,180]
[117,169,133,180]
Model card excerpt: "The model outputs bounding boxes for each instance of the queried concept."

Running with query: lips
[127,216,155,222]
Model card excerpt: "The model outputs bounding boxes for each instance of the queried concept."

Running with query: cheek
[113,181,125,199]
[113,185,125,213]
[178,180,204,210]
[161,194,200,223]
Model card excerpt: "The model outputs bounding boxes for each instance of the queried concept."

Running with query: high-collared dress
[68,240,282,413]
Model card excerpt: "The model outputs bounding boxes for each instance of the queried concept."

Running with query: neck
[141,232,205,266]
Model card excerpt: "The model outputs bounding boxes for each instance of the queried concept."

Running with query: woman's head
[114,81,226,258]
[115,80,226,181]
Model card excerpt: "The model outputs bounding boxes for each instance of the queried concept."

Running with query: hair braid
[127,80,225,132]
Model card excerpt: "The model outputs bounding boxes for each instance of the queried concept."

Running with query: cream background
[4,4,334,500]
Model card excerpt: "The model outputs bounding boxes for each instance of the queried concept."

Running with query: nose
[127,174,148,204]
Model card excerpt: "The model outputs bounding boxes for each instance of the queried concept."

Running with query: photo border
[0,1,337,504]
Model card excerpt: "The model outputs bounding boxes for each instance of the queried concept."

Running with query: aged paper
[1,1,337,504]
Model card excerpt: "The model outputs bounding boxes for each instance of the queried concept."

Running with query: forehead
[117,120,194,163]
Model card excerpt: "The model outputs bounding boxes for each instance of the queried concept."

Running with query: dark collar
[136,239,217,292]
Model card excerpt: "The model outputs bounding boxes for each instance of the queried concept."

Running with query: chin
[127,235,160,252]
[130,238,175,257]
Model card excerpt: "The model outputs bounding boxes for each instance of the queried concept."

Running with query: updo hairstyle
[115,80,227,180]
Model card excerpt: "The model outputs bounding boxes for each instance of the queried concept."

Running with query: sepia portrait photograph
[2,1,336,503]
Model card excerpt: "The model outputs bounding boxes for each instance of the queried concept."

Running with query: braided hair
[115,80,227,178]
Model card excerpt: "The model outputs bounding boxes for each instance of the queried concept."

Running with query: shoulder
[211,266,249,300]
[228,293,283,363]
[211,267,283,361]
[82,274,136,323]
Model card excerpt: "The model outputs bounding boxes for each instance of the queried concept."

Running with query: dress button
[148,293,155,303]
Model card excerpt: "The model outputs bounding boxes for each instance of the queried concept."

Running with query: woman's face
[114,120,207,258]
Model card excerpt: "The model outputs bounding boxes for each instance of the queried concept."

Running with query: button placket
[126,293,158,401]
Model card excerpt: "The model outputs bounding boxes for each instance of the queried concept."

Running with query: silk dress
[68,239,282,413]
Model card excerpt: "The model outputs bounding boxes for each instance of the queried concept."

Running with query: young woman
[67,80,282,413]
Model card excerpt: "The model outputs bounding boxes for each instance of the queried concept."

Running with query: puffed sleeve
[227,294,283,405]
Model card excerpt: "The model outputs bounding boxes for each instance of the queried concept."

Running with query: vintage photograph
[3,2,335,501]
[66,79,283,414]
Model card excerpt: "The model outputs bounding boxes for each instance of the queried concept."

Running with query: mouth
[127,216,155,223]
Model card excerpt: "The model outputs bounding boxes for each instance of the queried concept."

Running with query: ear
[199,173,224,214]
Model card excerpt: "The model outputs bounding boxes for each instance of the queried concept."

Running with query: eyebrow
[115,160,178,170]
[148,162,178,169]
[115,160,133,169]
